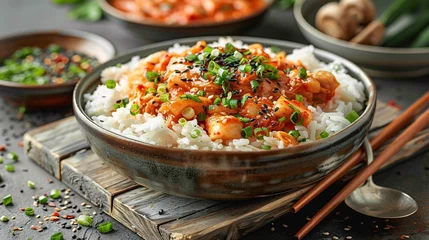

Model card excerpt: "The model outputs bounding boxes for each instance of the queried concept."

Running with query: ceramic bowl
[0,30,116,109]
[73,36,376,200]
[294,0,429,78]
[98,0,275,40]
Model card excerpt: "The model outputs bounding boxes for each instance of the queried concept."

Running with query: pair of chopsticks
[294,91,429,239]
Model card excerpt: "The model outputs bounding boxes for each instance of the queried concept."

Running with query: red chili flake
[50,216,60,221]
[47,178,54,184]
[20,208,25,211]
[0,144,6,151]
[48,202,56,207]
[51,212,60,217]
[418,228,422,232]
[61,215,75,219]
[30,225,42,231]
[17,142,24,147]
[387,99,401,109]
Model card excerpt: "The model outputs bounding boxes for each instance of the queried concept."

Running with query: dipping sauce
[110,0,267,25]
[0,45,98,85]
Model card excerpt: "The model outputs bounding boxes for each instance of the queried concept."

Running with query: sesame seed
[322,232,329,236]
[346,236,352,239]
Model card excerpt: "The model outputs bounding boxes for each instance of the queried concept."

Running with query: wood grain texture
[24,116,88,178]
[61,149,139,213]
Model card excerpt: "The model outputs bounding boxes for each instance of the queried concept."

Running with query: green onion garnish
[181,107,195,119]
[0,157,3,163]
[278,116,286,122]
[288,130,300,138]
[180,94,202,103]
[320,131,329,139]
[241,95,249,106]
[178,118,187,127]
[0,216,9,222]
[190,129,201,139]
[225,43,235,53]
[222,81,230,93]
[7,152,18,161]
[185,54,197,62]
[229,99,238,109]
[237,117,250,123]
[346,110,359,123]
[25,207,34,216]
[130,104,140,116]
[256,65,265,77]
[146,87,156,95]
[208,61,220,74]
[213,97,221,105]
[38,195,48,204]
[241,126,253,139]
[27,181,35,189]
[50,232,63,240]
[261,145,272,150]
[196,90,206,97]
[98,222,113,234]
[5,164,14,172]
[233,51,243,60]
[157,83,167,94]
[250,80,259,91]
[50,189,61,199]
[77,215,93,227]
[299,138,307,143]
[269,46,281,53]
[197,112,206,121]
[295,94,303,103]
[105,80,116,89]
[238,64,252,73]
[254,127,269,140]
[290,111,303,125]
[222,98,230,107]
[145,71,159,84]
[203,46,213,53]
[2,194,12,206]
[298,67,307,79]
[208,105,216,111]
[160,93,170,103]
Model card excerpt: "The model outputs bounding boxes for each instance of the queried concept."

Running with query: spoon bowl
[345,138,418,218]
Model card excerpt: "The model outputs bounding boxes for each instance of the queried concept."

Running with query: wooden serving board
[23,101,429,240]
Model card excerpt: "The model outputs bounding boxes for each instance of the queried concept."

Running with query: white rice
[84,38,366,151]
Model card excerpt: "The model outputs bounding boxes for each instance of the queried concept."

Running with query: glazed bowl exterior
[294,0,429,78]
[0,30,116,108]
[98,0,274,40]
[73,36,376,200]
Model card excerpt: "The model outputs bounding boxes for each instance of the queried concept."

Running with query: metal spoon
[345,138,418,218]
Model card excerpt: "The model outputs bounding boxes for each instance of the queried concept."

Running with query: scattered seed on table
[322,232,329,236]
[346,236,352,239]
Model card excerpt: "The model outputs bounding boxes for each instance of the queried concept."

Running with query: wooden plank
[23,116,88,179]
[61,149,139,213]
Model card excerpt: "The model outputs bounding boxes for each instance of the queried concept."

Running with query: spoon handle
[363,138,375,186]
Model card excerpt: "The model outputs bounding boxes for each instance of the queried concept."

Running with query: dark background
[0,0,428,239]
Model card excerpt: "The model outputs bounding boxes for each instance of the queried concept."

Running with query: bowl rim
[293,0,429,54]
[0,29,117,90]
[98,0,275,28]
[73,36,376,155]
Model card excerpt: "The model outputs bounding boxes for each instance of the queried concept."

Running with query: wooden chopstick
[292,92,429,213]
[295,107,429,239]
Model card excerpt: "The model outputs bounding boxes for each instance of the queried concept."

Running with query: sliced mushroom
[340,0,376,25]
[316,2,359,40]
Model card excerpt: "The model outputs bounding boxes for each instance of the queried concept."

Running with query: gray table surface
[0,1,428,239]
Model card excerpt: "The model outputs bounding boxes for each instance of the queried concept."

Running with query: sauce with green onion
[0,44,98,85]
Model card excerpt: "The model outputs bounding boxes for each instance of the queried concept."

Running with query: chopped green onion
[238,64,252,73]
[0,216,9,222]
[2,194,12,206]
[145,71,159,84]
[178,118,187,127]
[182,107,195,119]
[299,138,307,143]
[98,222,113,234]
[185,54,197,62]
[278,116,286,122]
[346,110,360,123]
[203,46,213,53]
[224,56,238,63]
[320,131,329,139]
[7,152,18,161]
[229,99,238,109]
[50,232,63,240]
[254,127,269,140]
[250,80,259,92]
[295,94,303,103]
[290,111,303,125]
[116,63,122,68]
[208,61,220,74]
[190,129,201,139]
[298,67,307,79]
[222,81,230,93]
[241,126,253,139]
[197,112,206,121]
[233,51,243,60]
[261,145,272,150]
[243,50,251,55]
[196,90,206,97]
[145,87,156,95]
[50,189,61,199]
[237,116,250,123]
[180,94,202,103]
[269,46,281,53]
[256,65,265,77]
[226,91,233,101]
[288,130,300,138]
[77,215,93,227]
[113,98,130,109]
[160,93,170,103]
[241,95,249,106]
[130,104,140,116]
[210,49,220,57]
[0,157,3,163]
[25,207,34,216]
[208,105,216,111]
[157,83,167,94]
[48,44,61,53]
[225,43,235,53]
[38,195,48,204]
[27,181,35,189]
[5,164,14,172]
[221,97,230,107]
[284,68,291,74]
[105,80,116,89]
[213,97,221,105]
[19,106,27,114]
